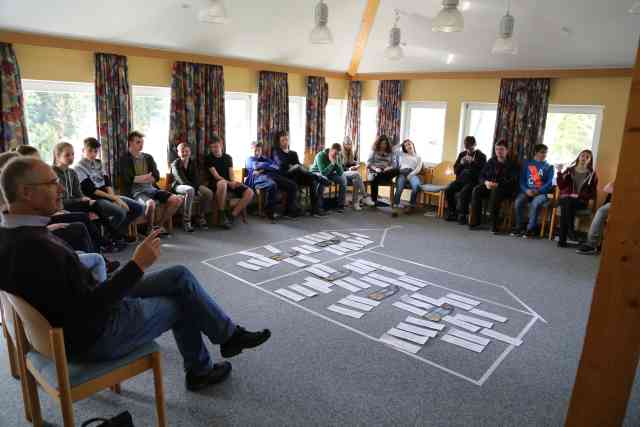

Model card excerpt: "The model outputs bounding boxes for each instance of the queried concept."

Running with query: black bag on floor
[81,411,134,427]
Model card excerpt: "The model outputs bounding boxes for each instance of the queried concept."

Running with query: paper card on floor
[246,258,274,267]
[343,265,369,275]
[306,234,326,242]
[314,264,338,273]
[327,304,364,319]
[289,284,317,297]
[350,237,374,245]
[396,322,439,338]
[378,265,407,276]
[331,231,351,238]
[333,280,361,292]
[398,276,430,288]
[317,232,335,239]
[351,233,370,239]
[387,328,429,345]
[263,245,281,254]
[454,314,494,329]
[343,277,371,289]
[292,246,312,255]
[257,256,279,265]
[306,266,331,278]
[338,298,374,312]
[350,262,376,273]
[405,316,445,331]
[296,255,320,264]
[410,293,443,306]
[446,293,481,307]
[345,295,381,307]
[283,257,307,267]
[448,329,491,346]
[360,276,390,288]
[240,251,265,258]
[339,242,363,251]
[274,288,306,302]
[237,261,261,271]
[297,238,317,245]
[480,329,523,346]
[354,259,382,268]
[441,334,484,353]
[303,278,332,294]
[400,295,434,310]
[300,245,321,253]
[379,334,422,354]
[392,302,428,317]
[470,309,508,323]
[440,298,474,311]
[324,246,346,255]
[368,273,415,290]
[332,244,352,252]
[443,316,481,333]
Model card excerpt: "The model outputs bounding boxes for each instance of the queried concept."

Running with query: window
[459,103,498,157]
[225,92,257,169]
[22,80,96,164]
[402,101,447,165]
[132,86,171,174]
[359,100,378,162]
[289,96,306,156]
[325,99,346,148]
[543,105,603,167]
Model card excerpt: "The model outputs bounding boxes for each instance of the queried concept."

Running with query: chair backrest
[420,167,435,184]
[0,292,15,340]
[431,161,455,186]
[3,292,55,359]
[242,168,248,181]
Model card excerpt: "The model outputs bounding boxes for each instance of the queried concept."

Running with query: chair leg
[151,353,167,427]
[111,384,122,394]
[24,370,43,426]
[540,207,548,238]
[548,209,557,240]
[6,334,20,379]
[60,392,74,427]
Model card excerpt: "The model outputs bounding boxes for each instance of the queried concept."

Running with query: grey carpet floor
[2,208,639,426]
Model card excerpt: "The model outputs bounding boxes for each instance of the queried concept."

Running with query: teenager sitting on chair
[577,181,613,255]
[0,157,271,391]
[392,139,423,217]
[341,137,374,210]
[204,135,254,229]
[366,135,398,207]
[122,131,183,237]
[445,136,487,224]
[310,143,347,213]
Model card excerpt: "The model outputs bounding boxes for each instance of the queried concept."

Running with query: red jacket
[557,166,598,203]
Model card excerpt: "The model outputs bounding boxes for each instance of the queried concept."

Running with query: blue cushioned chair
[2,291,166,427]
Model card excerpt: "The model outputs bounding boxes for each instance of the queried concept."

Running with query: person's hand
[484,180,493,190]
[228,181,240,189]
[47,223,68,232]
[81,196,92,202]
[555,163,564,172]
[526,189,535,197]
[383,167,393,172]
[349,165,359,171]
[115,198,129,211]
[132,229,161,271]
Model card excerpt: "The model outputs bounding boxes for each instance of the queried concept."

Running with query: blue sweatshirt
[519,160,554,195]
[244,155,279,187]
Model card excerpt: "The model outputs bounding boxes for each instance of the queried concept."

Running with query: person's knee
[146,199,156,210]
[185,187,195,197]
[170,195,183,207]
[217,180,228,191]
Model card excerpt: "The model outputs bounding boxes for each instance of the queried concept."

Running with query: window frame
[288,95,307,155]
[458,102,498,154]
[224,91,257,168]
[325,98,347,148]
[359,99,378,162]
[545,104,604,165]
[131,85,172,174]
[401,100,448,166]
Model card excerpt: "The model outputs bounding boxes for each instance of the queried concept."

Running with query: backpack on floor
[81,411,134,427]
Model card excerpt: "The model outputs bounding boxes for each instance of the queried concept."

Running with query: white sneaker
[361,196,375,207]
[353,203,363,211]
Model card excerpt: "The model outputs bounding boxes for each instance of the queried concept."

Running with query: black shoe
[491,225,500,234]
[219,217,233,229]
[375,200,389,207]
[457,214,467,225]
[335,207,345,214]
[468,223,481,230]
[220,327,271,358]
[557,241,568,248]
[104,258,120,274]
[185,362,232,391]
[510,227,525,237]
[523,229,538,239]
[312,210,328,218]
[445,212,457,222]
[576,244,597,255]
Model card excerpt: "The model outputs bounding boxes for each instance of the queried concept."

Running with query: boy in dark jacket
[445,136,487,224]
[469,140,519,233]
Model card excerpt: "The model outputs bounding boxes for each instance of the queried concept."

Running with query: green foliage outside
[545,113,596,166]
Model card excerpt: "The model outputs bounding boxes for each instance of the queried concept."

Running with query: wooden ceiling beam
[347,0,380,78]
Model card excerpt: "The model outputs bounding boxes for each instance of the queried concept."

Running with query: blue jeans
[78,253,107,283]
[515,193,549,231]
[93,196,145,238]
[78,266,236,375]
[394,174,423,207]
[324,173,346,209]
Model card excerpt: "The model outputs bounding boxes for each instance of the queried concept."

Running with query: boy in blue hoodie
[512,144,555,237]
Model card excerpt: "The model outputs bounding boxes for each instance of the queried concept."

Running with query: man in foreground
[0,157,271,391]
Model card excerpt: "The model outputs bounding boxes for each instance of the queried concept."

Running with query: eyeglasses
[25,177,60,187]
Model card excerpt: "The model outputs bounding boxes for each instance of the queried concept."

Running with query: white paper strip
[368,273,417,290]
[246,258,274,268]
[289,284,317,297]
[446,293,481,307]
[339,298,373,312]
[405,316,445,331]
[314,264,338,273]
[356,260,406,276]
[274,288,305,302]
[393,302,428,317]
[283,257,307,267]
[441,334,485,353]
[306,266,331,278]
[440,298,474,311]
[343,265,369,275]
[332,280,361,292]
[240,251,264,258]
[331,231,351,238]
[342,277,371,289]
[398,276,429,288]
[400,295,434,310]
[302,278,332,294]
[454,314,494,329]
[410,293,443,306]
[443,316,481,333]
[332,244,352,252]
[237,261,261,271]
[354,259,382,268]
[297,238,317,245]
[324,247,346,255]
[350,237,374,245]
[396,322,438,338]
[305,276,333,288]
[387,328,429,345]
[351,262,376,272]
[263,245,281,254]
[296,255,320,264]
[380,334,422,354]
[360,276,390,288]
[300,245,321,253]
[351,233,370,238]
[304,235,323,243]
[470,308,508,323]
[317,232,335,239]
[292,246,312,255]
[480,329,523,346]
[345,295,381,307]
[327,304,364,319]
[448,329,491,346]
[339,242,363,251]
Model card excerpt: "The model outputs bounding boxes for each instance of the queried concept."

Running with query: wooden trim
[347,0,380,77]
[354,68,633,80]
[565,41,640,426]
[0,30,349,80]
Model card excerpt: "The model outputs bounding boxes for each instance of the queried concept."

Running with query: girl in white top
[340,138,374,210]
[393,139,423,216]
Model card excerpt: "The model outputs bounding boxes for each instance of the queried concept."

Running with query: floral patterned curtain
[493,78,551,160]
[257,71,289,145]
[344,80,362,160]
[95,53,132,184]
[169,61,225,169]
[304,76,328,164]
[0,43,28,152]
[376,80,402,147]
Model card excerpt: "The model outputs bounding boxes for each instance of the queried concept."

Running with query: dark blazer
[120,152,160,196]
[170,158,201,192]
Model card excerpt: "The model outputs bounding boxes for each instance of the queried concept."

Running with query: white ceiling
[0,0,638,74]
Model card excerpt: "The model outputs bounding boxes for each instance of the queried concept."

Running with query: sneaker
[198,217,209,230]
[183,222,195,233]
[491,225,500,235]
[312,210,329,218]
[185,362,232,391]
[266,212,278,223]
[523,228,538,239]
[457,214,467,225]
[353,203,363,211]
[335,207,345,214]
[153,226,170,237]
[361,196,375,207]
[219,217,233,229]
[375,200,389,207]
[220,327,271,358]
[558,241,568,248]
[391,208,400,218]
[510,227,525,237]
[468,223,481,230]
[576,244,598,255]
[445,212,457,222]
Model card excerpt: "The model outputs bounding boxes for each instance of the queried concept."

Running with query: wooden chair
[419,161,455,217]
[547,187,597,240]
[1,292,20,379]
[363,168,396,208]
[2,291,166,427]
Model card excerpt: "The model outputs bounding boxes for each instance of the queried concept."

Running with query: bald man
[0,158,271,391]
